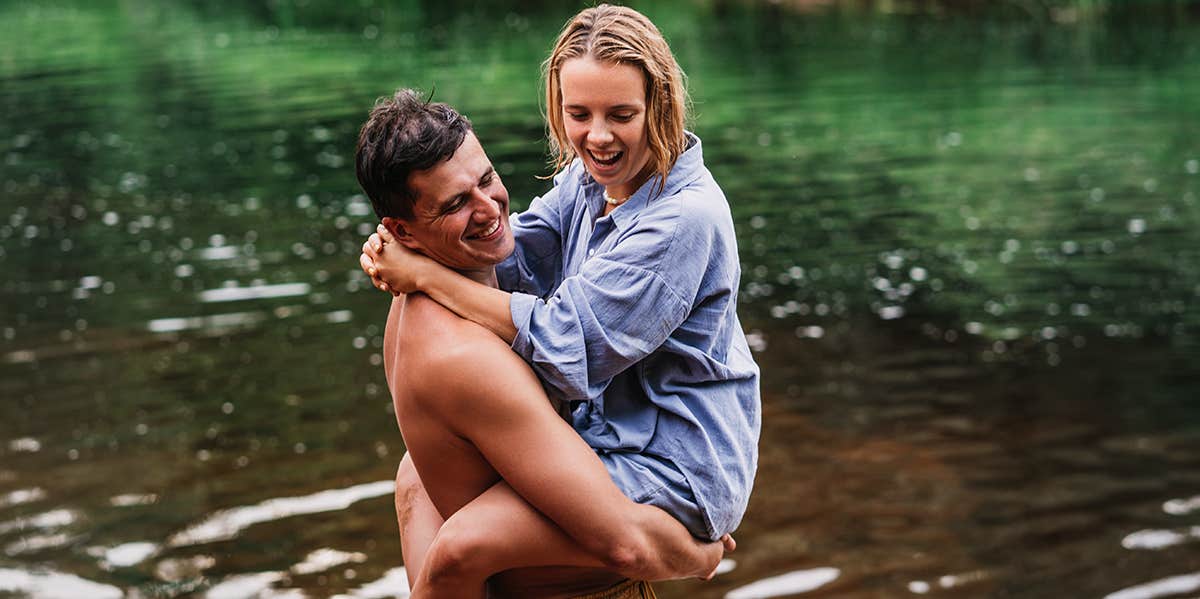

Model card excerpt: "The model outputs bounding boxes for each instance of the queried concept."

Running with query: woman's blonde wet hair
[543,4,690,197]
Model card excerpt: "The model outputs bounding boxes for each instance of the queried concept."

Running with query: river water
[2,1,1199,597]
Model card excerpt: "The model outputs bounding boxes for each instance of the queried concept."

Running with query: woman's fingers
[376,223,396,245]
[358,226,400,296]
[362,233,382,257]
[359,251,376,278]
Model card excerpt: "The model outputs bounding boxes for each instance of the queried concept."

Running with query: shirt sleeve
[509,196,727,402]
[496,181,566,298]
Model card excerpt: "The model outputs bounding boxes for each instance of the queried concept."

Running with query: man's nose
[469,188,500,218]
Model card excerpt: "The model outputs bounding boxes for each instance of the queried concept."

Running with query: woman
[363,5,760,596]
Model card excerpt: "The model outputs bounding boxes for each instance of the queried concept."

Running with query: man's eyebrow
[434,190,467,213]
[434,168,495,212]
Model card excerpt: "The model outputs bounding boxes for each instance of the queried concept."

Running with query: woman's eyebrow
[562,102,641,110]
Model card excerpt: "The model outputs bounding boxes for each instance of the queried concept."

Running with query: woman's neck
[602,164,655,212]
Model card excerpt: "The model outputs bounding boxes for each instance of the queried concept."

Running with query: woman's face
[559,56,652,201]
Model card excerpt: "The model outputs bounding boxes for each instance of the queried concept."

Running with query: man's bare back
[384,294,501,515]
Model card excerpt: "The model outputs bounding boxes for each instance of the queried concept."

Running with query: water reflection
[1121,527,1200,551]
[168,480,393,547]
[332,567,410,599]
[1,1,1199,598]
[724,567,840,598]
[1104,573,1200,599]
[0,567,122,599]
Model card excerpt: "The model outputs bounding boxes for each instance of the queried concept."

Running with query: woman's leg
[413,480,678,599]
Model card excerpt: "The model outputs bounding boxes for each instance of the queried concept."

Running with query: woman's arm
[362,227,519,343]
[366,198,729,403]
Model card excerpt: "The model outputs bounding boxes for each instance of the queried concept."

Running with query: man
[355,89,726,598]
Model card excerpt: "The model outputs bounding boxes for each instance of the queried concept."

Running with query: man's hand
[360,223,437,296]
[700,534,736,581]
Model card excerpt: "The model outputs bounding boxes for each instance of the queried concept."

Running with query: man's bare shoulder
[396,293,526,393]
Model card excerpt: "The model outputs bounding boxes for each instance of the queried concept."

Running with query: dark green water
[2,1,1199,597]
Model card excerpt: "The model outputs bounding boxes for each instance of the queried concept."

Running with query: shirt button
[588,249,595,257]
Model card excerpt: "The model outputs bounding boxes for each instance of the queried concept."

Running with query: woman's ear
[381,217,423,251]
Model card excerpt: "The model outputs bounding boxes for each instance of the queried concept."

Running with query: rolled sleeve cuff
[508,290,537,357]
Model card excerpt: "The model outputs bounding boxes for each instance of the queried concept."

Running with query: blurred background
[2,0,1199,597]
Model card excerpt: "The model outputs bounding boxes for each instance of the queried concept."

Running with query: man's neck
[456,267,498,289]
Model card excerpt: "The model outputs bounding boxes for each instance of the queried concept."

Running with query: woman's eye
[568,112,588,121]
[613,114,634,122]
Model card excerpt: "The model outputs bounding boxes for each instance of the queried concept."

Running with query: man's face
[393,132,514,271]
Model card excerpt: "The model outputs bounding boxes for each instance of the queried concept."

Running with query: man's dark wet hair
[355,88,473,219]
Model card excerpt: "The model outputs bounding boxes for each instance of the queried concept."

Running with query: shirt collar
[580,131,704,232]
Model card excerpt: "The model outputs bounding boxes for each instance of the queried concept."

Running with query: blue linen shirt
[496,133,761,539]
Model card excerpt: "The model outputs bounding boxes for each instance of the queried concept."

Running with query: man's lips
[467,218,502,240]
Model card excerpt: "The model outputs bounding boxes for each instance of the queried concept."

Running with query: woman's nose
[589,119,613,145]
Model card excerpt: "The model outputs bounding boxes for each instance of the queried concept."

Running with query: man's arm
[409,320,718,580]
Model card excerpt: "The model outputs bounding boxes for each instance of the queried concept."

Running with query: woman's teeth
[589,150,623,166]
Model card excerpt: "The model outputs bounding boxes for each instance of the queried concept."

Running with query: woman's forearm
[418,266,518,344]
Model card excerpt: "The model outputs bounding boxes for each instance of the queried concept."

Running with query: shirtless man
[358,90,725,598]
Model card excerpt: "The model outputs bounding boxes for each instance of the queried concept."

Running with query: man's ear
[381,217,423,251]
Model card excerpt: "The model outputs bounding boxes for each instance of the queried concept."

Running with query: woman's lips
[588,149,623,167]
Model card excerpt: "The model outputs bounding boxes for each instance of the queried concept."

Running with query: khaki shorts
[571,579,656,599]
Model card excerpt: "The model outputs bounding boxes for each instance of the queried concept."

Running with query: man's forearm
[612,505,722,582]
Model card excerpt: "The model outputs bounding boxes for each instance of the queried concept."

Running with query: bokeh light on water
[1,1,1199,597]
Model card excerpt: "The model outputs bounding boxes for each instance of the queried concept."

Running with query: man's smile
[467,218,502,241]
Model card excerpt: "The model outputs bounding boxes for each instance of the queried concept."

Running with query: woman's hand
[359,224,395,294]
[359,223,436,296]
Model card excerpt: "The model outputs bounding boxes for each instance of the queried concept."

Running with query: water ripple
[197,282,310,303]
[724,567,840,599]
[0,567,122,599]
[330,567,410,599]
[168,480,393,547]
[1164,495,1200,516]
[1104,573,1200,599]
[1122,527,1200,551]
